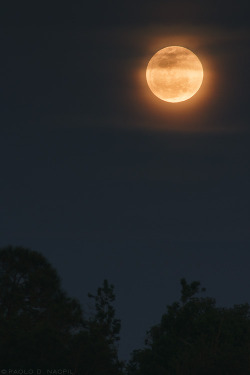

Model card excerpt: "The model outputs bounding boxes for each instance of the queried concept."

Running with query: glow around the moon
[146,46,203,103]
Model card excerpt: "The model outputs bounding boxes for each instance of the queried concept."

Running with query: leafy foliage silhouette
[126,278,250,375]
[71,279,124,374]
[0,246,122,374]
[2,246,250,374]
[0,246,83,368]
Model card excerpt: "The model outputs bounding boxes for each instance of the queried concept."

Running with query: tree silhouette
[126,278,250,375]
[0,246,83,369]
[0,246,123,373]
[88,279,121,346]
[4,246,250,374]
[71,279,124,374]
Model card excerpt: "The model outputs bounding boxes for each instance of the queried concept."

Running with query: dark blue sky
[1,1,250,361]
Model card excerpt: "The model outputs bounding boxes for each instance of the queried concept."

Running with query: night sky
[1,1,250,361]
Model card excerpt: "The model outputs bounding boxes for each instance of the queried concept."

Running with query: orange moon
[146,46,203,103]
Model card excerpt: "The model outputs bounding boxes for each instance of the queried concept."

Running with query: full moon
[146,46,203,103]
